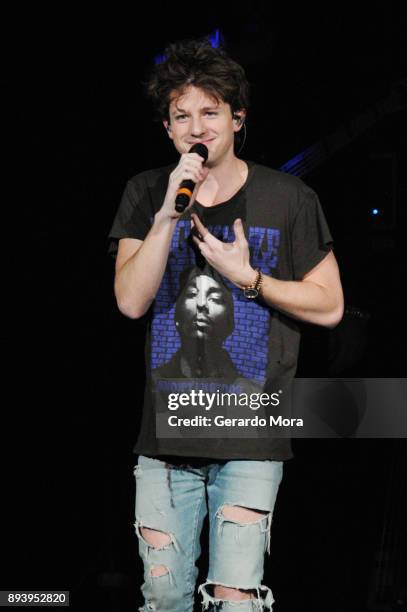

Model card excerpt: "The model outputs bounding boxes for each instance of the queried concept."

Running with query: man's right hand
[115,152,210,318]
[159,152,210,220]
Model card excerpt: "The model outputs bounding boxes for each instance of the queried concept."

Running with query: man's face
[176,274,231,341]
[163,85,245,167]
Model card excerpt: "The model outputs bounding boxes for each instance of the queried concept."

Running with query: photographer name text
[168,415,303,428]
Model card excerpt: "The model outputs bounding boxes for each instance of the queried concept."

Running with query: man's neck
[196,157,248,207]
[207,155,246,185]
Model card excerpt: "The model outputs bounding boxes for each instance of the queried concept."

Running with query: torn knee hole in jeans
[149,564,169,577]
[211,584,257,600]
[215,504,273,554]
[198,580,275,610]
[134,519,180,554]
[148,564,175,587]
[218,504,269,524]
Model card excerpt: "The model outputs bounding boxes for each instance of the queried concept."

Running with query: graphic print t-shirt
[107,161,334,461]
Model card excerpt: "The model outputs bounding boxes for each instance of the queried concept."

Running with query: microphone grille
[189,142,209,162]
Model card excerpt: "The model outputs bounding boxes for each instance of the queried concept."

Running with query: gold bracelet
[243,268,262,299]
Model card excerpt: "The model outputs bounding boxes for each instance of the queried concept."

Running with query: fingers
[191,213,209,240]
[183,152,207,178]
[191,234,210,255]
[191,217,248,275]
[178,165,205,183]
[188,152,206,163]
[233,218,247,243]
[173,153,207,184]
[191,215,247,251]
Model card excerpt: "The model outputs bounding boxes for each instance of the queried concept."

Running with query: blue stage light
[155,29,222,64]
[208,29,221,48]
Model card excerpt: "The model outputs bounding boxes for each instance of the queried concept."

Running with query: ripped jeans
[134,455,283,611]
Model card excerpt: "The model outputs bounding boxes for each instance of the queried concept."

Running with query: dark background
[3,2,407,610]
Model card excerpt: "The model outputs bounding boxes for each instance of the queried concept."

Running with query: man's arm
[113,152,209,319]
[114,213,178,319]
[244,251,344,329]
[191,215,344,330]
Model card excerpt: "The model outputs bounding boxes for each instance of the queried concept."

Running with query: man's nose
[190,116,206,137]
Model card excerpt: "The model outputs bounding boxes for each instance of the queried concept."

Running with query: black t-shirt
[107,160,334,461]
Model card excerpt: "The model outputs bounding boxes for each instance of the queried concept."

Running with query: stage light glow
[208,29,221,48]
[155,29,222,64]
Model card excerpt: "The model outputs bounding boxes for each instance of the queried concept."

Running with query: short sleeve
[107,176,153,260]
[291,185,334,280]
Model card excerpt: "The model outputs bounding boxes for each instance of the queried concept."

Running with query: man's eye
[175,112,218,120]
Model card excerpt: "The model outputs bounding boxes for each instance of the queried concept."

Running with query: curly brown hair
[144,37,250,123]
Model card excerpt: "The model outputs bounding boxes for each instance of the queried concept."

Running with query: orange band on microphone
[177,187,193,197]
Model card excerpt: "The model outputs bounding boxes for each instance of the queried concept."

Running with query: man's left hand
[190,214,257,288]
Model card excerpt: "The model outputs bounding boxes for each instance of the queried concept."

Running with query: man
[107,37,343,611]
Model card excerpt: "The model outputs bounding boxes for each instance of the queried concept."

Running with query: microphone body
[175,143,208,213]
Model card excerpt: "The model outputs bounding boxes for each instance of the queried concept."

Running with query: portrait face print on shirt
[175,265,234,345]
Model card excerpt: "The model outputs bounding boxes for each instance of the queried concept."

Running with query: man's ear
[163,120,173,138]
[233,109,247,131]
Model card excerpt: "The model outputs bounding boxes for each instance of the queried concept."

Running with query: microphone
[175,143,209,213]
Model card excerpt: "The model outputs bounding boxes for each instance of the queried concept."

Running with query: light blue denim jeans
[134,455,283,611]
